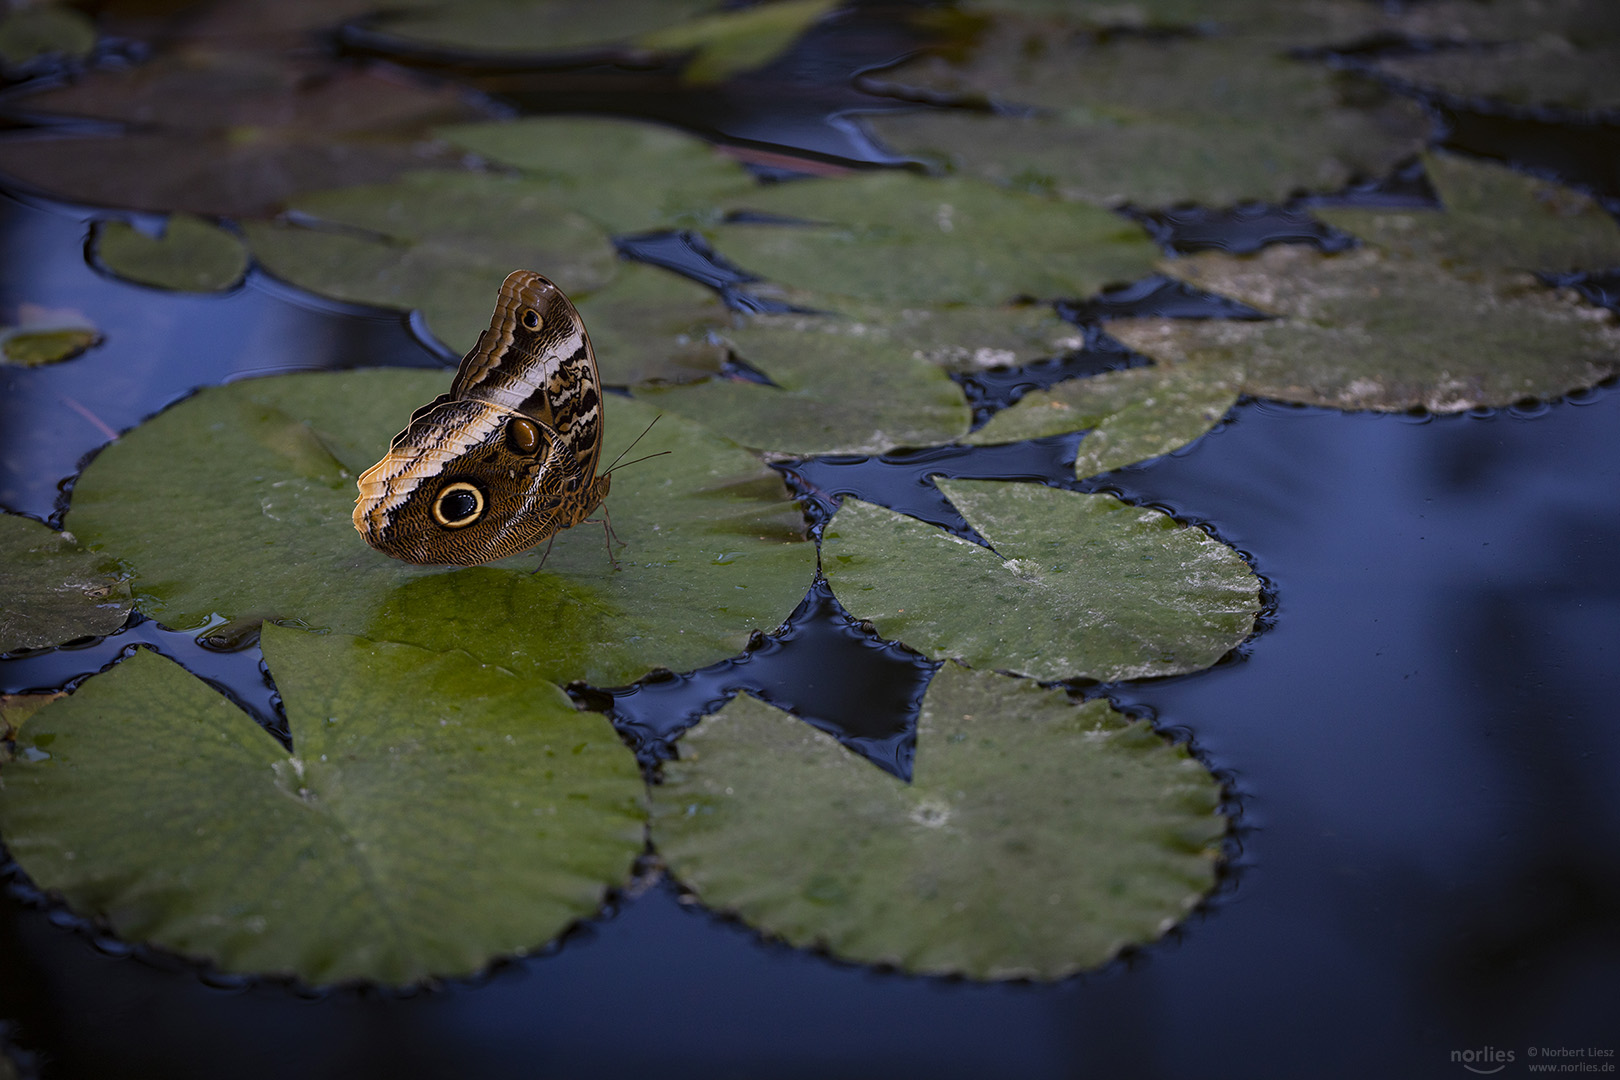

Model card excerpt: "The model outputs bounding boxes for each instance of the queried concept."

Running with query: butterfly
[352,269,613,567]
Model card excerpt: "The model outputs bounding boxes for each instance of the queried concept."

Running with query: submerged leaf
[92,216,249,293]
[66,370,813,688]
[652,664,1224,978]
[0,513,130,655]
[706,171,1160,304]
[822,479,1260,682]
[636,0,841,84]
[1112,245,1620,412]
[0,627,646,985]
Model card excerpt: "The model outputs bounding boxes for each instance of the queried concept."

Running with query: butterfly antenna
[603,414,663,474]
[605,450,672,475]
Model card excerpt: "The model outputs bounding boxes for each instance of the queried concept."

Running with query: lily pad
[651,664,1224,978]
[822,479,1261,682]
[0,513,130,655]
[865,28,1428,208]
[65,370,813,688]
[1111,245,1620,412]
[91,216,249,293]
[1315,152,1620,275]
[968,356,1243,478]
[0,304,101,367]
[245,171,620,354]
[573,263,730,386]
[0,626,646,985]
[367,0,713,55]
[1374,38,1620,112]
[439,116,758,232]
[0,4,95,71]
[706,171,1161,305]
[640,322,972,455]
[636,0,842,83]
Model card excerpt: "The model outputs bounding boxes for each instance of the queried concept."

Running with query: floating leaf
[968,357,1243,478]
[651,664,1224,978]
[439,116,758,232]
[0,4,95,71]
[865,28,1427,208]
[706,171,1160,304]
[1111,245,1620,412]
[91,216,249,293]
[245,172,620,354]
[0,304,101,368]
[640,323,971,455]
[66,370,813,688]
[367,0,713,55]
[1315,152,1620,275]
[0,513,130,655]
[1374,38,1620,112]
[574,263,730,386]
[0,626,646,985]
[636,0,840,84]
[822,480,1260,682]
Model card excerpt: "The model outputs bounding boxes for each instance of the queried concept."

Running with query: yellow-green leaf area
[244,171,619,354]
[1,328,98,367]
[651,665,1224,979]
[65,370,813,688]
[0,513,130,655]
[639,323,971,455]
[707,171,1160,304]
[92,215,248,293]
[1113,245,1620,412]
[636,0,841,84]
[370,0,713,54]
[0,627,646,986]
[822,480,1261,682]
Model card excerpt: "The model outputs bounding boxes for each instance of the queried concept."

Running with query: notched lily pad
[0,626,646,985]
[65,370,813,688]
[706,171,1160,305]
[822,479,1261,682]
[1113,245,1620,412]
[0,513,130,655]
[92,215,249,293]
[651,664,1224,979]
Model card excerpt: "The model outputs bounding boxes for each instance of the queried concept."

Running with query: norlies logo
[1454,1047,1516,1074]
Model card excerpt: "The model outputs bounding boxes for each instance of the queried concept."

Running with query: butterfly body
[353,270,610,566]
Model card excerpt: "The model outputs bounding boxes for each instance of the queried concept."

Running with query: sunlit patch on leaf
[0,513,130,655]
[0,304,100,367]
[706,171,1161,305]
[636,0,841,84]
[1112,245,1620,412]
[651,664,1224,979]
[65,370,813,688]
[91,215,249,293]
[822,479,1260,682]
[0,627,646,986]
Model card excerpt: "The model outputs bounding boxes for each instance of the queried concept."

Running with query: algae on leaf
[822,480,1260,683]
[0,513,130,655]
[66,370,813,688]
[0,627,646,986]
[92,216,249,293]
[1113,245,1620,412]
[652,665,1224,978]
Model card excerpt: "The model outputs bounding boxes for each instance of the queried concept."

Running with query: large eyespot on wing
[431,480,486,529]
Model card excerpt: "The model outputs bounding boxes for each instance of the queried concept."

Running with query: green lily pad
[651,663,1224,978]
[636,0,841,83]
[1374,38,1620,112]
[439,116,758,232]
[0,626,646,986]
[822,479,1260,682]
[91,215,249,293]
[968,355,1243,478]
[1,304,101,367]
[0,514,130,655]
[574,263,730,386]
[640,322,972,455]
[0,3,95,70]
[1316,152,1620,275]
[65,370,813,688]
[368,0,713,54]
[706,171,1161,304]
[1111,245,1620,412]
[866,28,1428,208]
[245,171,620,354]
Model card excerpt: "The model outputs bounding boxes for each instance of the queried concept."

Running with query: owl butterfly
[353,270,613,566]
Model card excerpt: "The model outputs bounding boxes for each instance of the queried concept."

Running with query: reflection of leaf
[1315,152,1620,275]
[866,30,1427,208]
[968,357,1243,478]
[92,216,249,293]
[707,171,1160,304]
[245,171,620,354]
[66,371,813,688]
[637,0,840,84]
[652,664,1223,978]
[0,513,130,655]
[640,323,972,455]
[823,480,1260,682]
[1111,245,1620,412]
[0,627,646,986]
[575,263,730,386]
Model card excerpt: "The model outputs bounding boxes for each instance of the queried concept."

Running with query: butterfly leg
[584,507,624,571]
[531,533,559,575]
